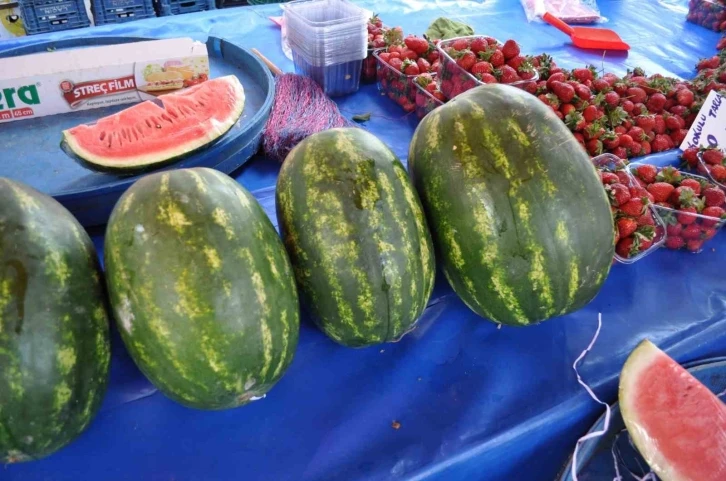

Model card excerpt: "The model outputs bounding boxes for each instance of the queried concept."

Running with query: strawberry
[603,134,620,150]
[697,56,721,70]
[635,115,655,132]
[702,149,725,165]
[702,206,725,227]
[507,55,526,71]
[627,127,646,142]
[616,236,638,258]
[586,139,603,156]
[498,65,520,84]
[404,36,429,55]
[546,72,567,90]
[646,93,667,113]
[432,90,446,102]
[621,100,635,113]
[703,227,718,240]
[671,186,697,207]
[627,87,647,103]
[612,146,628,159]
[620,198,647,217]
[647,182,675,202]
[403,60,420,75]
[609,183,631,206]
[617,218,638,238]
[401,49,418,61]
[676,88,694,106]
[639,236,655,251]
[653,115,666,135]
[479,73,497,84]
[604,91,620,107]
[615,171,631,185]
[636,164,658,184]
[651,134,670,153]
[389,58,404,71]
[681,224,702,240]
[452,39,469,51]
[630,186,654,203]
[677,206,698,225]
[561,103,576,117]
[665,236,685,250]
[636,211,656,227]
[583,105,599,123]
[664,115,681,131]
[471,61,493,76]
[488,49,505,67]
[427,50,440,63]
[416,58,431,73]
[618,134,634,151]
[666,223,682,237]
[470,37,489,54]
[686,239,704,253]
[551,81,575,103]
[710,164,726,182]
[456,51,477,71]
[601,171,620,184]
[592,78,610,92]
[575,84,592,100]
[680,178,702,196]
[640,141,652,155]
[703,187,726,207]
[681,147,699,167]
[501,39,520,60]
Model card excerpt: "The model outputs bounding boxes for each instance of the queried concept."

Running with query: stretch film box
[0,37,210,124]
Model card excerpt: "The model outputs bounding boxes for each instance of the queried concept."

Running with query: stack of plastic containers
[283,0,367,96]
[92,0,156,25]
[19,0,91,35]
[155,0,214,16]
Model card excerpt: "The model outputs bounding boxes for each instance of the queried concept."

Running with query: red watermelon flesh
[63,75,245,171]
[619,340,726,481]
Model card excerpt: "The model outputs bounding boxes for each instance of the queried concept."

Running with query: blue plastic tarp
[1,1,725,480]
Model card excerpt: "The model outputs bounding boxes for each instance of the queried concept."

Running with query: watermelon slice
[62,75,245,172]
[620,340,726,481]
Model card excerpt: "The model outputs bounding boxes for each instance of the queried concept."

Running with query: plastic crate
[92,0,155,24]
[155,0,214,16]
[19,0,90,35]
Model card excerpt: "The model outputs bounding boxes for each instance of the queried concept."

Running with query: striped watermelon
[276,128,435,347]
[0,178,110,463]
[408,85,613,326]
[104,168,299,409]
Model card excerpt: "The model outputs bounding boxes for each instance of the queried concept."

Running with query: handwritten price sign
[681,91,725,151]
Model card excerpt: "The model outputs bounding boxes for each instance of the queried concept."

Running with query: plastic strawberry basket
[628,163,726,253]
[19,0,90,35]
[696,150,726,190]
[92,0,155,25]
[435,35,539,100]
[155,0,214,16]
[592,154,666,264]
[687,0,726,32]
[373,49,419,112]
[413,77,445,120]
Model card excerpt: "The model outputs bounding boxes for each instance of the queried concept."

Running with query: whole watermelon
[276,128,435,347]
[408,85,613,326]
[104,168,299,409]
[0,178,110,463]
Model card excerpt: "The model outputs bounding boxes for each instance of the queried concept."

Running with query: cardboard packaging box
[0,37,210,123]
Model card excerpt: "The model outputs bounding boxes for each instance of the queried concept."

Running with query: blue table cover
[1,1,724,480]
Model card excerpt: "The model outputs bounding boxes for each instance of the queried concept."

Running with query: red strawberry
[665,236,685,250]
[630,186,654,203]
[677,206,698,225]
[609,183,631,206]
[470,37,489,54]
[601,171,620,184]
[551,81,575,103]
[680,178,702,196]
[686,239,704,253]
[681,147,699,167]
[703,149,725,165]
[561,103,576,117]
[612,146,628,159]
[389,57,404,71]
[498,65,520,84]
[479,73,497,84]
[621,100,635,113]
[507,55,526,71]
[681,224,702,240]
[703,227,718,240]
[582,105,599,123]
[697,56,720,70]
[586,139,603,156]
[676,89,694,107]
[639,237,654,251]
[635,115,655,132]
[627,127,645,142]
[627,87,647,103]
[603,134,620,150]
[616,236,638,258]
[651,135,670,153]
[653,116,666,135]
[702,206,725,227]
[401,49,418,61]
[575,84,592,100]
[427,50,440,63]
[621,198,647,216]
[618,134,634,150]
[636,164,657,184]
[646,93,667,113]
[636,212,656,227]
[604,91,620,107]
[615,171,631,185]
[484,49,503,67]
[456,51,477,71]
[546,72,567,90]
[592,78,610,92]
[404,36,429,55]
[501,39,520,60]
[647,182,675,202]
[618,218,638,238]
[703,187,726,207]
[451,38,469,51]
[416,58,431,73]
[403,61,420,75]
[710,164,726,182]
[572,68,594,83]
[640,141,652,155]
[666,223,682,237]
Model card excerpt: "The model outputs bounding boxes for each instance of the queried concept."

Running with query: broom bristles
[263,73,354,162]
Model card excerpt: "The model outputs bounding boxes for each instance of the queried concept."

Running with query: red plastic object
[543,11,630,51]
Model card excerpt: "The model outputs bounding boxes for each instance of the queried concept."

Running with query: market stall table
[1,1,724,480]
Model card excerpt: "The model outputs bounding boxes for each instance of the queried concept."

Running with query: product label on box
[681,91,726,150]
[0,39,209,123]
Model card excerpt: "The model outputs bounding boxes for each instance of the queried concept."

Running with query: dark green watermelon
[104,168,299,410]
[0,178,110,463]
[408,85,613,326]
[276,128,435,347]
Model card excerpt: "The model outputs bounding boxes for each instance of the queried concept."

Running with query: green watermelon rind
[61,76,246,172]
